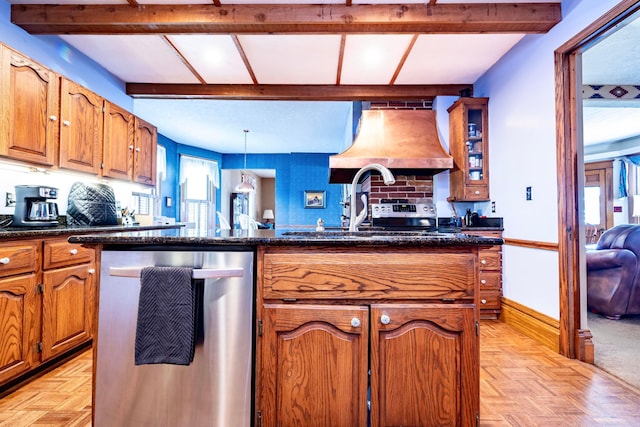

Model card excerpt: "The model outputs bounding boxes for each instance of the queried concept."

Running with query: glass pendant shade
[235,129,255,193]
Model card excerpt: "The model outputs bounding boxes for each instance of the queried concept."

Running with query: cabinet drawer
[43,239,94,270]
[479,290,502,309]
[262,248,476,300]
[0,241,39,278]
[463,185,489,200]
[479,271,501,290]
[478,250,501,270]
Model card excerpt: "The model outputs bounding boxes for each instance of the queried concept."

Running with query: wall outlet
[526,186,532,201]
[5,192,15,207]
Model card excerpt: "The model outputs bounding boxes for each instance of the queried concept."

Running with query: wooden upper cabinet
[0,45,59,166]
[59,78,103,174]
[102,101,134,181]
[134,116,157,186]
[448,97,490,202]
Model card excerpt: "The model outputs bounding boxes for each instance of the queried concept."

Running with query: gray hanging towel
[135,267,197,366]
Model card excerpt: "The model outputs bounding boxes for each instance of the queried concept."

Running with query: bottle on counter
[465,209,473,227]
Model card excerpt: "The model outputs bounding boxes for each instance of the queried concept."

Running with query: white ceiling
[582,14,640,152]
[10,0,638,157]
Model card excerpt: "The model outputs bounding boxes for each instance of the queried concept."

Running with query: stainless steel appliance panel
[95,250,254,427]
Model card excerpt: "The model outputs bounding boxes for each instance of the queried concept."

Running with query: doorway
[584,161,613,242]
[556,0,640,364]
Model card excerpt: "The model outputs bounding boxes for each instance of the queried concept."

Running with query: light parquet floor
[1,320,639,426]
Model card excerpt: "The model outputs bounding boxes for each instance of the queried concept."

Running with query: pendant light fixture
[235,129,255,193]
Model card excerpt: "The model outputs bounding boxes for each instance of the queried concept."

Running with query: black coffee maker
[13,185,60,227]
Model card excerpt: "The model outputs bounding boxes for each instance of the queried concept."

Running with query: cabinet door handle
[63,120,71,126]
[135,147,141,152]
[380,314,391,325]
[351,318,361,328]
[0,257,9,264]
[129,145,134,151]
[481,259,487,265]
[474,190,480,195]
[109,266,244,279]
[481,279,487,284]
[481,299,487,304]
[88,269,95,274]
[69,249,78,255]
[49,115,57,121]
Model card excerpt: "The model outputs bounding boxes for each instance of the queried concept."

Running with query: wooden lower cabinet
[0,274,38,384]
[41,263,95,361]
[257,246,480,426]
[0,237,95,388]
[463,229,503,319]
[260,303,477,427]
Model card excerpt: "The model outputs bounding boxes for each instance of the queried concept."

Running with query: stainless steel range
[370,198,437,231]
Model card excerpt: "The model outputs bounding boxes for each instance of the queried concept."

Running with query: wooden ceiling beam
[11,3,561,35]
[125,83,473,100]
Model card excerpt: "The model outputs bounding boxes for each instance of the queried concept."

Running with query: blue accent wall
[223,152,343,227]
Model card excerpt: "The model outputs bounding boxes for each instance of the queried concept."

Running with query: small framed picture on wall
[304,190,325,209]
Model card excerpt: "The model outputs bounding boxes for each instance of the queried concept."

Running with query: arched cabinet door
[59,78,103,175]
[0,46,59,166]
[370,304,478,427]
[259,304,369,427]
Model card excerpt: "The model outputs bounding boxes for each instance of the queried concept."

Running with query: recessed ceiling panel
[341,34,414,85]
[167,35,253,84]
[395,34,525,84]
[583,106,640,146]
[238,35,342,84]
[583,14,640,85]
[60,35,200,84]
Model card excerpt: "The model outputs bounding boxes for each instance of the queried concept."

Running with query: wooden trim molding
[502,238,558,251]
[576,328,594,365]
[499,297,560,353]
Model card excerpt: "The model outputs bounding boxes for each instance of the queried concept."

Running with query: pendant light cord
[243,129,249,171]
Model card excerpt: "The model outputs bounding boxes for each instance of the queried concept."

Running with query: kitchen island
[70,228,502,427]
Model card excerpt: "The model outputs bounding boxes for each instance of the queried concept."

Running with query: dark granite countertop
[0,223,184,239]
[68,227,504,248]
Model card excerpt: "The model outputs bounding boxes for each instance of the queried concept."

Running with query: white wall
[0,159,152,218]
[474,0,624,319]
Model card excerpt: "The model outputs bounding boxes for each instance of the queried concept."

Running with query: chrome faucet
[349,163,395,232]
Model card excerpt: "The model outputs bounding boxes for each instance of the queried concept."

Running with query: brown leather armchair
[587,224,640,319]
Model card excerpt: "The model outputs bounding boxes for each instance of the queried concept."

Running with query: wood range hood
[329,109,453,183]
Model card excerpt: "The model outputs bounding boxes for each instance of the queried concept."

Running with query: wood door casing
[370,304,478,427]
[41,263,94,362]
[0,274,37,384]
[58,78,103,174]
[260,304,369,427]
[0,46,59,166]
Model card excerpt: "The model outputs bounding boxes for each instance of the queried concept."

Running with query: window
[179,155,219,230]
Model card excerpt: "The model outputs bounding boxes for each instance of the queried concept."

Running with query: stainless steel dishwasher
[95,248,254,427]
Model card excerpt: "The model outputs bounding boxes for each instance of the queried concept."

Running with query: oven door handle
[108,267,244,279]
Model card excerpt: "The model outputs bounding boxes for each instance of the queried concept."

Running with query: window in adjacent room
[179,155,219,230]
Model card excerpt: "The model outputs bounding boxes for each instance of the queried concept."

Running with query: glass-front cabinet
[448,97,490,202]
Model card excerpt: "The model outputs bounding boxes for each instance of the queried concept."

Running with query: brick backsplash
[363,175,434,204]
